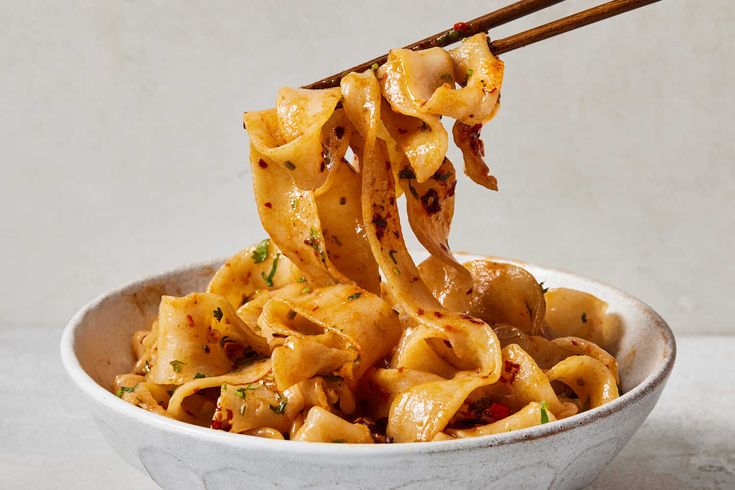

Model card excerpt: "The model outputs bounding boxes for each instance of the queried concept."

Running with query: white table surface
[1,331,733,489]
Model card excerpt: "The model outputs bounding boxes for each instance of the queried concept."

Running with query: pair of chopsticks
[303,0,661,90]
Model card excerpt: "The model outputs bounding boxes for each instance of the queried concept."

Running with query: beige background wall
[1,0,732,334]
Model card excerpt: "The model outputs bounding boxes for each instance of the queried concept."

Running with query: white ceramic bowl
[61,255,675,490]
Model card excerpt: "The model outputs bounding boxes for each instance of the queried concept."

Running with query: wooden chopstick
[303,0,660,90]
[490,0,661,55]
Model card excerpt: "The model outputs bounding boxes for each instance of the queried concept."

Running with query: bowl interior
[70,254,671,402]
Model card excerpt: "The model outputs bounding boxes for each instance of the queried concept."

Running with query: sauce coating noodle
[114,34,619,443]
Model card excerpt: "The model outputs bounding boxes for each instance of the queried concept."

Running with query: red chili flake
[443,340,452,348]
[339,197,347,205]
[211,419,222,430]
[488,402,511,420]
[501,360,521,384]
[417,308,425,315]
[320,160,326,172]
[433,311,443,318]
[185,314,194,326]
[466,288,473,295]
[258,159,268,169]
[453,21,469,32]
[264,202,272,208]
[207,328,221,344]
[420,189,441,215]
[397,128,408,134]
[226,409,234,421]
[371,213,388,240]
[335,126,345,139]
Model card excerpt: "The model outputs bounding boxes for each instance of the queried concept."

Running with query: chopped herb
[116,386,135,397]
[408,181,419,199]
[436,29,461,45]
[419,121,430,132]
[440,72,453,83]
[213,307,223,322]
[193,373,206,379]
[235,387,247,399]
[296,276,306,283]
[581,312,588,324]
[398,167,416,180]
[269,397,288,415]
[466,68,474,79]
[434,170,452,182]
[261,253,281,287]
[284,161,296,170]
[169,360,185,373]
[305,227,326,262]
[388,250,398,264]
[251,238,270,263]
[371,62,379,71]
[222,384,228,392]
[393,266,401,276]
[540,401,550,424]
[539,281,549,294]
[347,292,362,301]
[332,439,347,443]
[324,374,343,382]
[302,287,312,294]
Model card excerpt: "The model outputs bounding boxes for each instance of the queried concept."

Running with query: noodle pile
[114,34,620,443]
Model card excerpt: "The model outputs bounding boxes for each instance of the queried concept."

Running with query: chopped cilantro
[434,170,452,182]
[261,253,281,287]
[540,401,550,424]
[169,360,185,373]
[393,266,401,276]
[284,161,296,170]
[235,387,247,399]
[466,68,474,79]
[371,63,379,71]
[296,276,306,283]
[302,287,312,294]
[193,373,206,379]
[213,307,223,322]
[251,238,270,263]
[269,398,288,415]
[116,386,135,397]
[347,292,362,301]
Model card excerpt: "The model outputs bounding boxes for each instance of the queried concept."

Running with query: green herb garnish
[116,386,135,397]
[169,360,185,373]
[347,292,362,301]
[466,68,474,79]
[284,161,296,170]
[251,238,270,263]
[371,63,379,71]
[193,373,206,379]
[296,276,306,283]
[540,401,550,424]
[269,398,288,415]
[261,253,281,287]
[213,307,223,322]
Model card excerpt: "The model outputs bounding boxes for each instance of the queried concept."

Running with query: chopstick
[303,0,660,90]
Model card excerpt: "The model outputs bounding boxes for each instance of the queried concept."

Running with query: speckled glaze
[61,254,675,490]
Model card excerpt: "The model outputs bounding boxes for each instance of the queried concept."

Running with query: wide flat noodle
[453,121,498,191]
[447,401,556,439]
[426,33,504,126]
[545,355,619,409]
[377,48,451,182]
[314,158,380,293]
[248,144,349,287]
[544,288,621,350]
[149,293,269,385]
[292,407,372,443]
[247,88,341,190]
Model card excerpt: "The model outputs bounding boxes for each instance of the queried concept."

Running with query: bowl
[60,254,675,490]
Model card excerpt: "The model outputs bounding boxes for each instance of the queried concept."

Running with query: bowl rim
[60,254,676,456]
